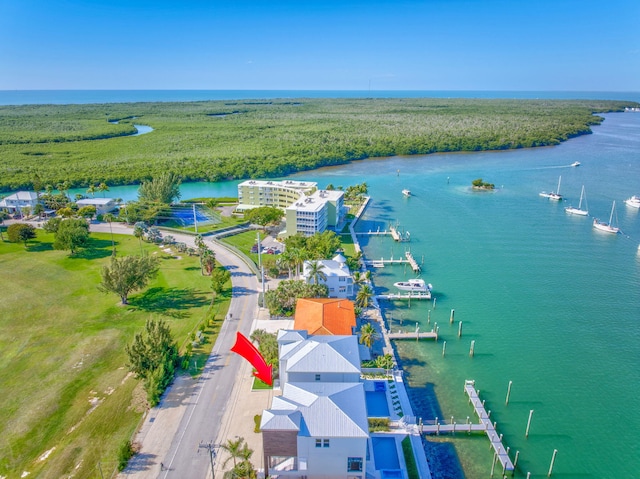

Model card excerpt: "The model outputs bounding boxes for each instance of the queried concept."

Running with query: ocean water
[5,90,639,478]
[285,111,640,479]
[0,89,638,106]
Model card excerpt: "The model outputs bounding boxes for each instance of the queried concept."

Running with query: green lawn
[0,230,227,477]
[220,229,262,266]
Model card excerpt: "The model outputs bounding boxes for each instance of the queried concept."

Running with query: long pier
[387,330,438,340]
[420,380,515,474]
[376,291,432,300]
[364,251,421,272]
[356,225,410,242]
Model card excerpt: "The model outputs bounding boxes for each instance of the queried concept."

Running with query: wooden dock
[420,380,515,473]
[364,251,421,272]
[387,330,438,340]
[405,251,421,272]
[376,291,432,300]
[390,225,410,242]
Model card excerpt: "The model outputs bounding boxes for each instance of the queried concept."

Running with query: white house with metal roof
[0,191,40,214]
[75,198,117,215]
[261,331,370,478]
[302,253,353,298]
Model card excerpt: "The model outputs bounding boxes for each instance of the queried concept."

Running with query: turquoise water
[29,93,640,477]
[286,112,640,479]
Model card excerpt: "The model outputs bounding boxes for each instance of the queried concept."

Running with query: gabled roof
[294,298,355,336]
[280,334,361,375]
[76,198,115,205]
[1,191,39,201]
[268,382,369,438]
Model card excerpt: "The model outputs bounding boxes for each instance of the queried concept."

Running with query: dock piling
[547,449,558,477]
[450,308,455,324]
[470,340,476,357]
[525,410,534,438]
[442,341,447,356]
[458,320,462,337]
[505,380,513,406]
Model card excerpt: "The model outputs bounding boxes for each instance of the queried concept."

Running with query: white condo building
[237,179,346,237]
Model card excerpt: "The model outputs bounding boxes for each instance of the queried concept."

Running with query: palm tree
[359,322,378,349]
[133,222,146,254]
[306,260,327,285]
[356,284,374,309]
[98,182,110,197]
[86,184,97,198]
[220,437,247,469]
[103,212,116,252]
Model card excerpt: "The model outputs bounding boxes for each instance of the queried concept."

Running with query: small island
[472,178,495,190]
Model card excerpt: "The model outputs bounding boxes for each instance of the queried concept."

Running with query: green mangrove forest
[0,97,637,192]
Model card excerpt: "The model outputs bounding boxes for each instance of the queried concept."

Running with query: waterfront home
[294,298,356,336]
[302,254,354,298]
[0,191,40,215]
[261,331,369,479]
[75,198,117,215]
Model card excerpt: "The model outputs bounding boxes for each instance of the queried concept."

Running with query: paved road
[92,224,261,479]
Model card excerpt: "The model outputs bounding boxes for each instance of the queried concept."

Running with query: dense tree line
[0,98,637,192]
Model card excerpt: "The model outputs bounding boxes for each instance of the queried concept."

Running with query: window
[347,457,363,472]
[315,374,321,381]
[323,439,330,448]
[315,439,322,448]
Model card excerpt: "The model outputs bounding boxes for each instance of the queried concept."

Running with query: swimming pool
[372,436,400,470]
[366,391,390,417]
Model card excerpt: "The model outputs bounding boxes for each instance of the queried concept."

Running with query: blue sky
[1,0,638,91]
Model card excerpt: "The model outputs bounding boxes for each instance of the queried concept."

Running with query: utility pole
[199,441,219,479]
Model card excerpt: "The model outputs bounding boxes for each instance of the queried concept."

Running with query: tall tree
[210,267,231,307]
[138,172,181,205]
[7,223,36,247]
[358,322,378,349]
[86,184,97,198]
[244,206,284,229]
[98,254,160,304]
[98,182,110,197]
[133,222,147,254]
[53,218,90,255]
[306,260,327,285]
[125,318,179,406]
[102,212,116,251]
[356,284,374,309]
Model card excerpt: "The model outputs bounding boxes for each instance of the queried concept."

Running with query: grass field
[0,230,229,477]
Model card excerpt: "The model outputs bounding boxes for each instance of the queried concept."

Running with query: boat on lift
[393,278,432,292]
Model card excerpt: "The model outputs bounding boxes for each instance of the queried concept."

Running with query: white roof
[1,191,39,201]
[268,382,369,438]
[280,335,361,375]
[332,253,347,264]
[302,259,350,278]
[76,198,115,205]
[260,409,302,431]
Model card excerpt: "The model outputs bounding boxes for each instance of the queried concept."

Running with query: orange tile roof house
[294,298,356,336]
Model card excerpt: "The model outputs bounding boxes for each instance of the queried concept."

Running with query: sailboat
[565,185,588,216]
[539,176,563,201]
[593,201,620,234]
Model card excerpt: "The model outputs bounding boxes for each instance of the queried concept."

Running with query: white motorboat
[593,201,620,234]
[393,278,432,292]
[565,185,588,216]
[539,175,563,201]
[571,161,581,167]
[624,195,640,209]
[402,189,411,197]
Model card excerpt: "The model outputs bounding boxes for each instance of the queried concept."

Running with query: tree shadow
[72,246,114,260]
[128,287,209,318]
[26,241,54,252]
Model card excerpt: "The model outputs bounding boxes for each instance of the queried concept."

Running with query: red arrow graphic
[230,332,273,386]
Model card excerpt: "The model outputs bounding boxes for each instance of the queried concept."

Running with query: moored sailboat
[593,201,620,234]
[539,175,563,201]
[565,185,588,216]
